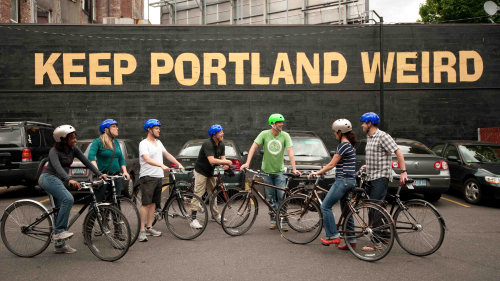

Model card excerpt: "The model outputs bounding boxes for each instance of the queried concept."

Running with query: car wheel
[122,176,134,198]
[463,178,482,205]
[424,193,441,202]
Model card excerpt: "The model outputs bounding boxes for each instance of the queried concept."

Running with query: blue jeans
[262,172,286,223]
[321,178,357,242]
[38,173,74,235]
[368,177,388,204]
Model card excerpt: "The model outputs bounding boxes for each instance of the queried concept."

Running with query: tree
[419,0,500,23]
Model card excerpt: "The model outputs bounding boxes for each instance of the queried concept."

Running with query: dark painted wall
[0,24,499,162]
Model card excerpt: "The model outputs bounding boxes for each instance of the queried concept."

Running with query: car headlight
[485,176,500,184]
[325,168,335,176]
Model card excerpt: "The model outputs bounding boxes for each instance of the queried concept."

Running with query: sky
[143,0,426,25]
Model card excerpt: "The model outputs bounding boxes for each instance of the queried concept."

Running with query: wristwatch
[400,170,407,173]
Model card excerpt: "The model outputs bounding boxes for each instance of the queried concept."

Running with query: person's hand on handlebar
[293,169,302,177]
[240,163,249,171]
[222,164,230,170]
[308,171,321,179]
[122,172,130,181]
[100,174,107,181]
[68,179,82,190]
[161,164,170,173]
[177,163,185,171]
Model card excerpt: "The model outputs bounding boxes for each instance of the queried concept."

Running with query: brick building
[0,0,144,24]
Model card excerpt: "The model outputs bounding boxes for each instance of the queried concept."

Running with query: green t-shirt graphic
[254,130,293,174]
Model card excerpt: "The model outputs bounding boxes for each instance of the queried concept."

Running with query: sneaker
[281,225,288,232]
[214,215,227,223]
[54,244,77,254]
[269,223,277,230]
[53,231,74,241]
[190,219,203,229]
[145,227,162,237]
[138,231,148,242]
[321,237,341,246]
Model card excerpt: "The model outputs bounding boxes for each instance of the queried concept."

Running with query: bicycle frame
[245,172,293,216]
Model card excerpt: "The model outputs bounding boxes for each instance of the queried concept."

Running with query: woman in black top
[38,125,106,254]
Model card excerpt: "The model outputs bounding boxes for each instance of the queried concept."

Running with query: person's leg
[144,178,163,236]
[206,177,219,217]
[274,172,286,208]
[190,171,208,217]
[367,177,389,247]
[338,179,358,245]
[139,177,155,231]
[39,174,74,235]
[262,174,277,224]
[320,179,346,240]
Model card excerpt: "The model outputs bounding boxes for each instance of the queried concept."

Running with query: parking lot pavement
[1,186,499,281]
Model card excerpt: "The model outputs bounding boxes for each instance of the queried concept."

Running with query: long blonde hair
[99,128,114,149]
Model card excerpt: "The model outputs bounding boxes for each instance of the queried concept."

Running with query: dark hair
[54,132,77,151]
[339,131,357,147]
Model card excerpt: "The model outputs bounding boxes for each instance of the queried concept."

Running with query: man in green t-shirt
[241,113,301,230]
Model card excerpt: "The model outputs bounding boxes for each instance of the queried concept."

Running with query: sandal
[362,244,383,251]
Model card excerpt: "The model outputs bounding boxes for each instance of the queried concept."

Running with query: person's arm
[395,149,408,184]
[285,147,301,176]
[207,155,232,166]
[162,150,184,170]
[75,147,103,178]
[310,154,341,178]
[220,156,230,170]
[240,142,259,170]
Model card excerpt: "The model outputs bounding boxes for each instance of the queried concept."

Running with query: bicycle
[357,168,447,256]
[276,172,396,262]
[132,168,208,240]
[99,174,141,246]
[1,179,131,262]
[180,165,241,225]
[220,167,300,236]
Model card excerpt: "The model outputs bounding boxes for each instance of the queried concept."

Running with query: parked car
[0,121,54,191]
[431,141,500,204]
[282,131,336,190]
[168,139,248,189]
[355,138,450,202]
[65,139,140,198]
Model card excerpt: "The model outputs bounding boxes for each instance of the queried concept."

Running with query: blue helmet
[99,119,118,134]
[144,119,161,131]
[208,124,223,138]
[360,112,380,125]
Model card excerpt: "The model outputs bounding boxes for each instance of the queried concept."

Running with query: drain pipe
[108,0,110,17]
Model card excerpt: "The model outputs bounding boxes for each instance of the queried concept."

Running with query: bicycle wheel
[117,197,141,246]
[165,192,208,240]
[210,187,241,225]
[221,192,259,236]
[132,186,142,209]
[1,201,52,257]
[277,195,323,244]
[342,203,395,262]
[394,200,445,256]
[83,205,131,262]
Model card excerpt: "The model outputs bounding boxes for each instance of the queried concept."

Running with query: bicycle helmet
[99,119,118,134]
[144,119,161,131]
[208,124,223,138]
[268,113,285,126]
[53,125,76,143]
[360,112,380,125]
[332,119,352,133]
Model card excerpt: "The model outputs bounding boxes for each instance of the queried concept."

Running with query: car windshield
[75,142,92,156]
[178,142,238,157]
[285,137,329,157]
[459,145,500,163]
[0,129,22,148]
[395,141,433,155]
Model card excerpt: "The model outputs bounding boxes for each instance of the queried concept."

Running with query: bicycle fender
[402,199,448,231]
[2,199,54,226]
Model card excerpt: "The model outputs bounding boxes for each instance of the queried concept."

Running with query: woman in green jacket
[88,119,130,204]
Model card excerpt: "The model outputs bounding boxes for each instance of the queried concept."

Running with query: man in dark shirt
[190,124,232,228]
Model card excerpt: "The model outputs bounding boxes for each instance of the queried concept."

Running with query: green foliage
[419,0,500,23]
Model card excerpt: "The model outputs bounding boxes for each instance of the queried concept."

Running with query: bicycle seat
[351,187,367,194]
[283,172,300,178]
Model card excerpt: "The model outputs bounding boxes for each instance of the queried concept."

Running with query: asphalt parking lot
[0,185,499,281]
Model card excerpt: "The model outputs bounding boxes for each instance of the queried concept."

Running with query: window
[25,127,41,147]
[443,145,459,159]
[10,0,18,23]
[395,141,433,155]
[42,129,55,147]
[125,141,139,159]
[178,141,238,157]
[431,144,445,156]
[355,141,366,156]
[36,7,51,24]
[285,137,329,157]
[0,129,22,148]
[459,145,500,163]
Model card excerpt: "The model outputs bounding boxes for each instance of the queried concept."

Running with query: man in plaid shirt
[360,112,408,203]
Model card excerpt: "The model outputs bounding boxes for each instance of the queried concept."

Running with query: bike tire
[394,200,445,256]
[210,187,241,225]
[165,192,208,240]
[116,197,141,246]
[221,192,259,236]
[1,201,53,257]
[277,195,323,244]
[83,205,131,262]
[342,203,395,262]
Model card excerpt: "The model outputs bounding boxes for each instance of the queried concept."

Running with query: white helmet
[332,119,352,133]
[53,125,76,143]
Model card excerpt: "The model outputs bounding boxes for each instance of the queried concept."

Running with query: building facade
[0,0,144,24]
[152,0,368,25]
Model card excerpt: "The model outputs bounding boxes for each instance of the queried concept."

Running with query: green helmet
[268,113,285,126]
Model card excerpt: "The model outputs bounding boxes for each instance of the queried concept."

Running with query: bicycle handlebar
[103,174,127,181]
[243,167,270,177]
[79,179,106,189]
